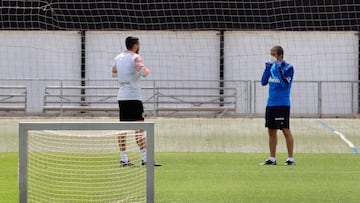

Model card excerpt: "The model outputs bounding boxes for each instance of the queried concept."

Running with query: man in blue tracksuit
[260,46,295,166]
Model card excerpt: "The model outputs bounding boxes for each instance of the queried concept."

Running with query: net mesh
[1,1,359,30]
[0,1,359,117]
[27,130,146,202]
[1,1,358,202]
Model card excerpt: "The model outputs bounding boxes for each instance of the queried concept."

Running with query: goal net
[19,122,154,203]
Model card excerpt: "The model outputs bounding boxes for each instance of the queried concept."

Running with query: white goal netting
[26,130,147,203]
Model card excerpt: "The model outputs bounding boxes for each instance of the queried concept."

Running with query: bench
[153,87,237,117]
[43,86,237,117]
[0,86,27,112]
[43,86,119,114]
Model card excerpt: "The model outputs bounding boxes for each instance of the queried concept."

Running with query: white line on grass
[318,119,359,154]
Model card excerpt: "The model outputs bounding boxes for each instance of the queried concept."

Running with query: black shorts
[118,100,144,121]
[265,106,290,129]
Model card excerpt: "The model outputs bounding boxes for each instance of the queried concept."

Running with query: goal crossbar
[19,122,154,203]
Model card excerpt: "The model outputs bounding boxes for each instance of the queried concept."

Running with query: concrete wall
[224,31,359,115]
[0,31,358,115]
[0,31,81,112]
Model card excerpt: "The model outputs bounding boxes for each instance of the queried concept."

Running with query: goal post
[19,122,154,203]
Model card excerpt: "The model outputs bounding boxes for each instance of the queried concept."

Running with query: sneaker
[285,160,296,166]
[121,160,135,167]
[142,160,162,167]
[260,159,277,165]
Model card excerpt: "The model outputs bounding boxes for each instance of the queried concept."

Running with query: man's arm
[135,56,149,77]
[111,64,118,78]
[261,62,272,86]
[274,62,294,87]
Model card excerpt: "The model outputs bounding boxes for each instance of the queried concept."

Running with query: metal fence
[0,79,358,118]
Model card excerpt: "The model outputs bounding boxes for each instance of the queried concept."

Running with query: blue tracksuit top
[261,60,294,107]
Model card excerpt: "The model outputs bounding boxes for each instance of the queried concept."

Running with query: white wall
[224,31,359,115]
[85,31,220,82]
[85,31,221,110]
[0,31,81,112]
[0,31,358,115]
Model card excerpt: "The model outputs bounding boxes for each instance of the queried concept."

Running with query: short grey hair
[271,46,284,56]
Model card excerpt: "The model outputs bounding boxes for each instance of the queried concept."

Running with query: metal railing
[0,86,27,112]
[253,80,359,117]
[42,84,238,118]
[0,79,358,117]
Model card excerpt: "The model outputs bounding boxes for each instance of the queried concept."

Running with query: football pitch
[0,117,360,202]
[1,152,360,203]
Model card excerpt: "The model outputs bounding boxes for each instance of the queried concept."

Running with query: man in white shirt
[112,36,160,167]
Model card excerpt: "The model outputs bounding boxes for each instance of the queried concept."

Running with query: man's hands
[275,60,282,68]
[266,59,282,69]
[112,66,118,78]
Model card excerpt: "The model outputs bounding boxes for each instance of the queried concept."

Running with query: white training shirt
[112,50,149,101]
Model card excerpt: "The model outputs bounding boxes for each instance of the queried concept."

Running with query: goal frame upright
[19,122,155,203]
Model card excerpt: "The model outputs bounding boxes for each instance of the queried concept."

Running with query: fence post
[24,87,27,113]
[248,80,252,115]
[60,80,63,117]
[253,81,257,116]
[153,80,157,117]
[318,81,322,117]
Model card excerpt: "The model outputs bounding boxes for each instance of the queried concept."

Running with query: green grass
[1,152,360,202]
[155,153,360,203]
[0,153,18,202]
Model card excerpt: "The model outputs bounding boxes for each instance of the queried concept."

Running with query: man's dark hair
[271,46,284,56]
[125,36,139,50]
